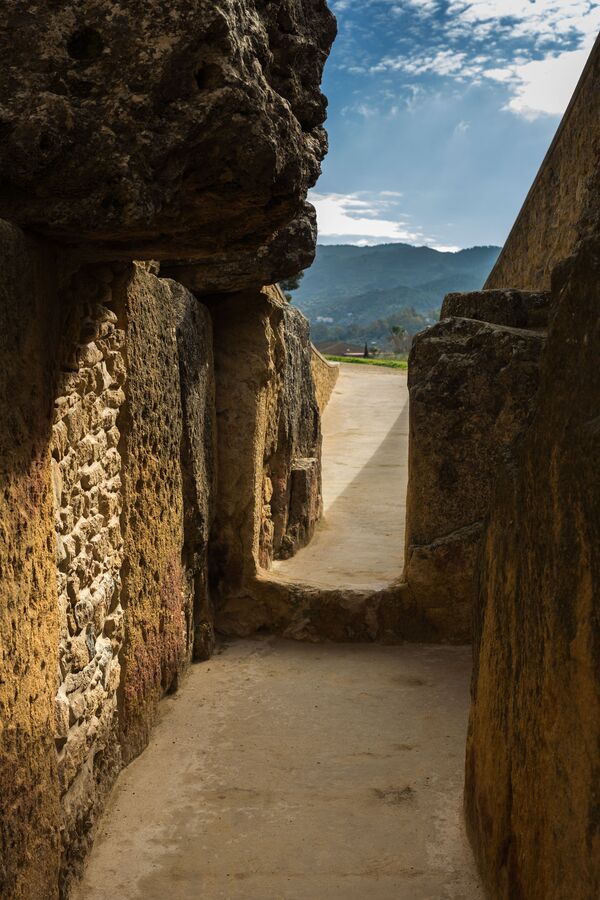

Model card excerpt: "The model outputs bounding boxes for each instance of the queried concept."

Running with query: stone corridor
[1,4,598,897]
[73,365,482,899]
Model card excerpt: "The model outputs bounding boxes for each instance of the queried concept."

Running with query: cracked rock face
[0,0,336,285]
[404,314,546,640]
[466,169,600,900]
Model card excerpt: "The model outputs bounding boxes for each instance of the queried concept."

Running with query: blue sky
[311,0,600,249]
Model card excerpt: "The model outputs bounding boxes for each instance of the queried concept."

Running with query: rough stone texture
[114,264,215,764]
[0,236,218,897]
[208,285,322,631]
[51,266,127,889]
[0,0,336,285]
[0,221,63,900]
[441,289,552,330]
[0,2,335,890]
[403,316,545,640]
[310,345,339,413]
[172,283,217,662]
[269,297,322,561]
[162,205,319,295]
[485,34,600,291]
[218,574,438,644]
[465,173,600,900]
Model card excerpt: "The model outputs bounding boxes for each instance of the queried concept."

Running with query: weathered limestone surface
[0,222,63,900]
[51,265,127,886]
[208,286,322,633]
[0,2,335,893]
[310,345,339,413]
[172,282,217,663]
[0,0,336,286]
[485,34,600,291]
[218,575,436,644]
[404,315,545,640]
[162,206,319,295]
[270,299,322,560]
[465,172,600,900]
[0,240,219,897]
[441,289,551,329]
[114,265,215,765]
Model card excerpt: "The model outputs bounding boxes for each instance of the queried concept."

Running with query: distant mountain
[291,243,501,327]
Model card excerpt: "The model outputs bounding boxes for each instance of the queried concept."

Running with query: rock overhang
[0,0,336,286]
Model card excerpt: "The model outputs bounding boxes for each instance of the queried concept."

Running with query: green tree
[279,271,305,302]
[390,325,407,355]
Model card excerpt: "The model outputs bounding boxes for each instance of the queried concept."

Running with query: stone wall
[208,286,322,635]
[52,266,127,881]
[0,222,63,900]
[0,237,221,897]
[271,298,323,560]
[465,172,600,900]
[485,34,600,291]
[0,2,335,894]
[114,265,215,766]
[310,345,339,413]
[403,302,546,641]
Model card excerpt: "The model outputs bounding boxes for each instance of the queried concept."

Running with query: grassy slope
[325,355,408,370]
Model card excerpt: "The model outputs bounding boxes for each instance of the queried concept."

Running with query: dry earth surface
[74,637,482,900]
[273,363,409,588]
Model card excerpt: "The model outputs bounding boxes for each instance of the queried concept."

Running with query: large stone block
[271,301,323,560]
[465,174,600,900]
[207,286,322,632]
[51,265,127,889]
[404,315,545,639]
[0,221,63,900]
[0,0,336,286]
[441,289,551,329]
[171,281,218,661]
[113,265,215,763]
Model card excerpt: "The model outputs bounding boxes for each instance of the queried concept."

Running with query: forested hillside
[290,243,501,345]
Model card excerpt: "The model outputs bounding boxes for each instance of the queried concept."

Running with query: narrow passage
[273,362,409,588]
[75,638,482,899]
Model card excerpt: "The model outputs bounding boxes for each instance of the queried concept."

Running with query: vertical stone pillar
[0,222,63,900]
[113,265,216,763]
[206,286,322,635]
[403,293,547,640]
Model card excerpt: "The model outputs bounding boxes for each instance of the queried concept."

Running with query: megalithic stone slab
[404,315,546,640]
[441,289,552,329]
[0,0,336,283]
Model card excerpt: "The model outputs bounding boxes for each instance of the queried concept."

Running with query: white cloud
[404,0,440,15]
[309,190,457,250]
[373,49,474,78]
[365,0,599,118]
[485,45,591,117]
[453,119,470,135]
[448,0,600,44]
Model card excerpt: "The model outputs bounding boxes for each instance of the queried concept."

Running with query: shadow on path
[274,365,409,589]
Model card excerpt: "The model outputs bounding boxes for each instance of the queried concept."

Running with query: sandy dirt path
[74,638,482,900]
[273,363,409,589]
